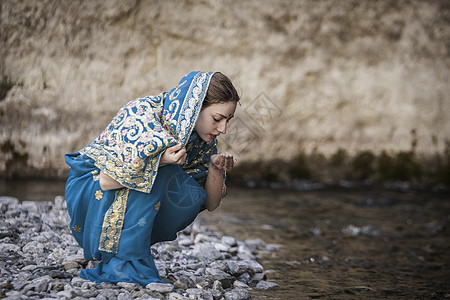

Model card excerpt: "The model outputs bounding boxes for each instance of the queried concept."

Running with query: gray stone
[5,291,26,299]
[194,243,222,263]
[237,245,255,260]
[98,288,119,299]
[194,233,213,244]
[265,244,281,252]
[200,290,214,300]
[117,291,132,300]
[49,247,66,264]
[71,276,89,287]
[48,281,65,292]
[62,261,79,271]
[226,260,263,276]
[224,287,251,300]
[186,288,203,297]
[117,281,140,291]
[21,264,38,271]
[250,272,266,285]
[177,237,193,247]
[211,289,223,300]
[23,275,52,293]
[205,268,233,289]
[214,242,231,252]
[244,239,265,251]
[209,261,228,272]
[221,236,237,247]
[168,292,188,300]
[56,290,75,299]
[0,243,20,253]
[145,282,174,293]
[233,280,250,289]
[255,280,280,290]
[21,201,41,213]
[0,196,19,212]
[212,280,224,292]
[54,195,67,210]
[63,253,86,264]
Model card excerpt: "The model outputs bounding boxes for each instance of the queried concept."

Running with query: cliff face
[1,0,449,177]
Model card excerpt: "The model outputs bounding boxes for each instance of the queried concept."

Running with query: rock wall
[1,0,449,177]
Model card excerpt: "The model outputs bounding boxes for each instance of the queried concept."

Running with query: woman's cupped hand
[210,152,237,172]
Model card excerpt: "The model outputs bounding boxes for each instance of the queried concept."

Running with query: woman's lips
[209,134,217,139]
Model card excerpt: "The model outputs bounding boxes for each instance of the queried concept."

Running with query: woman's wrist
[208,163,221,171]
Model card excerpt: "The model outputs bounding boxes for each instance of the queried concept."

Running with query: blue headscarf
[81,71,217,193]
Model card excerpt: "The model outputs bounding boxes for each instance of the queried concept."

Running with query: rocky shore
[0,196,279,299]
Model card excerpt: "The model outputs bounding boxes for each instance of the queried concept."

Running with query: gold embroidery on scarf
[91,170,100,181]
[95,190,103,200]
[177,73,208,145]
[81,95,173,194]
[72,225,82,232]
[155,201,161,211]
[98,188,129,253]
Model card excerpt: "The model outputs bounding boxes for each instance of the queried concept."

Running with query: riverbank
[0,196,279,299]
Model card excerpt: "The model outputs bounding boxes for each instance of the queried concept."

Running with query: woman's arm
[99,171,124,191]
[204,152,236,211]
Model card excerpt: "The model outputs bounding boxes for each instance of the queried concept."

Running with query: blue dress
[65,71,219,286]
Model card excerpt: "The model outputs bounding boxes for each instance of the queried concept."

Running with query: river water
[1,179,449,299]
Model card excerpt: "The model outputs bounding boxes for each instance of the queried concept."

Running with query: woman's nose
[218,121,227,134]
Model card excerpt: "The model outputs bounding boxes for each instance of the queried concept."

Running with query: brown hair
[203,72,240,109]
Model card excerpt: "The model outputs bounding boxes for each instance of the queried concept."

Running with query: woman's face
[195,101,237,142]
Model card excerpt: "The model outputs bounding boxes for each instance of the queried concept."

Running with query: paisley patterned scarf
[81,71,217,193]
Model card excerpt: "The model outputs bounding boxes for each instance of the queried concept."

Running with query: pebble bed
[0,196,279,299]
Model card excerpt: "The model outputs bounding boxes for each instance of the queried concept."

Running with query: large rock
[1,0,449,178]
[194,243,223,263]
[145,282,174,293]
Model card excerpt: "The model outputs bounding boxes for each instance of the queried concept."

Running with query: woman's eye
[213,118,220,122]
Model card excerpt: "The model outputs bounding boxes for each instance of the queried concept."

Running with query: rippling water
[200,186,450,299]
[1,179,449,299]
